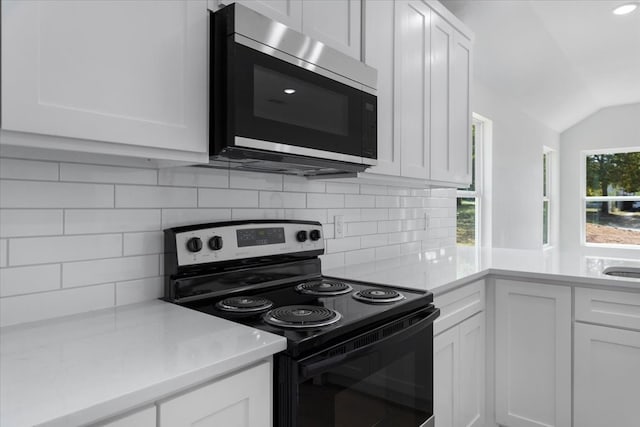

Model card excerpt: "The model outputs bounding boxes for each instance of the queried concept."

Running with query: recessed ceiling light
[613,3,638,15]
[283,88,296,95]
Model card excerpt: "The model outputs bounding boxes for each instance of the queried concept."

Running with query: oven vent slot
[354,331,380,349]
[382,321,406,337]
[327,346,347,357]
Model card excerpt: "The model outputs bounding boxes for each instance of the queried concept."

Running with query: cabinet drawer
[434,280,485,335]
[575,287,640,331]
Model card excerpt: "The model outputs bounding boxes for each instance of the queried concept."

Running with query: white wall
[473,82,560,249]
[559,103,640,257]
[0,157,456,327]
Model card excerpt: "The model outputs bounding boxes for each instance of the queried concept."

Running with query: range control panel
[173,221,324,267]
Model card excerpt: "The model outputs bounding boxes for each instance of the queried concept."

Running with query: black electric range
[164,220,439,427]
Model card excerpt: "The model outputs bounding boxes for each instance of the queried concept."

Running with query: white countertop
[325,247,640,295]
[0,300,286,427]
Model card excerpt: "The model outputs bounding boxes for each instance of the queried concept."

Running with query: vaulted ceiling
[442,0,640,132]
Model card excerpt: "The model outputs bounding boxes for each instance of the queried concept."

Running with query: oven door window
[295,324,433,427]
[233,43,365,157]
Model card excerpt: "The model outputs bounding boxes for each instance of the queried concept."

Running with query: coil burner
[264,305,342,329]
[352,288,405,304]
[295,279,353,296]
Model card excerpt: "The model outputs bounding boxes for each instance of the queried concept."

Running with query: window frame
[580,147,640,249]
[542,147,553,248]
[456,116,484,247]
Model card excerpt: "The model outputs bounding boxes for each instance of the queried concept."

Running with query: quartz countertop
[0,300,286,427]
[325,247,640,295]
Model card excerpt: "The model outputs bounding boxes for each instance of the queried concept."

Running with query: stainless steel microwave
[209,3,378,177]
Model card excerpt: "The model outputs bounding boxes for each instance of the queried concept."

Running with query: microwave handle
[300,307,440,378]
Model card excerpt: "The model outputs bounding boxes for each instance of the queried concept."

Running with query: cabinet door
[2,0,207,154]
[434,326,458,427]
[158,361,272,427]
[449,31,472,185]
[495,280,571,427]
[429,11,453,184]
[574,323,640,427]
[234,0,302,30]
[395,0,431,179]
[301,0,361,58]
[458,312,485,427]
[98,406,156,427]
[364,0,399,176]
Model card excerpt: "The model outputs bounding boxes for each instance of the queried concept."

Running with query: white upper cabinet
[1,0,209,160]
[364,0,399,176]
[395,0,431,179]
[234,0,303,30]
[361,0,473,186]
[301,0,361,59]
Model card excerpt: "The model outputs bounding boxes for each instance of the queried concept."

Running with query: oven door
[276,307,439,427]
[228,42,377,164]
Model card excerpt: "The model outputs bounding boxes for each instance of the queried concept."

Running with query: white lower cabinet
[97,406,156,427]
[574,323,640,427]
[494,279,571,427]
[158,361,272,427]
[434,281,485,427]
[434,309,485,427]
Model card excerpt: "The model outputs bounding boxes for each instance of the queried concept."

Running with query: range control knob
[208,235,223,251]
[296,230,308,242]
[186,237,203,253]
[309,229,322,241]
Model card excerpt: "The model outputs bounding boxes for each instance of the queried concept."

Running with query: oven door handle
[300,307,440,378]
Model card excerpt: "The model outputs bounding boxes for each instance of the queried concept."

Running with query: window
[583,149,640,247]
[543,148,552,246]
[457,118,482,246]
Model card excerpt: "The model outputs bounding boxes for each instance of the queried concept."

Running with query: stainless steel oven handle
[300,307,440,378]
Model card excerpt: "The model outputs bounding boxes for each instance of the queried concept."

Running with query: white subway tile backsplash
[231,209,285,220]
[307,193,344,209]
[0,264,61,297]
[123,231,163,256]
[0,210,63,237]
[377,220,402,233]
[158,166,228,188]
[230,170,283,191]
[345,195,375,208]
[326,236,360,253]
[375,195,401,208]
[116,185,196,208]
[63,255,159,288]
[345,248,375,265]
[9,234,122,266]
[283,209,327,224]
[64,209,161,234]
[375,244,402,260]
[360,184,387,195]
[0,158,59,180]
[326,209,360,222]
[161,208,231,229]
[326,182,359,194]
[0,181,113,208]
[116,277,163,306]
[361,234,388,248]
[199,188,258,208]
[259,191,306,208]
[345,221,378,237]
[283,176,326,193]
[60,163,157,185]
[0,239,7,267]
[0,156,456,326]
[0,284,114,327]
